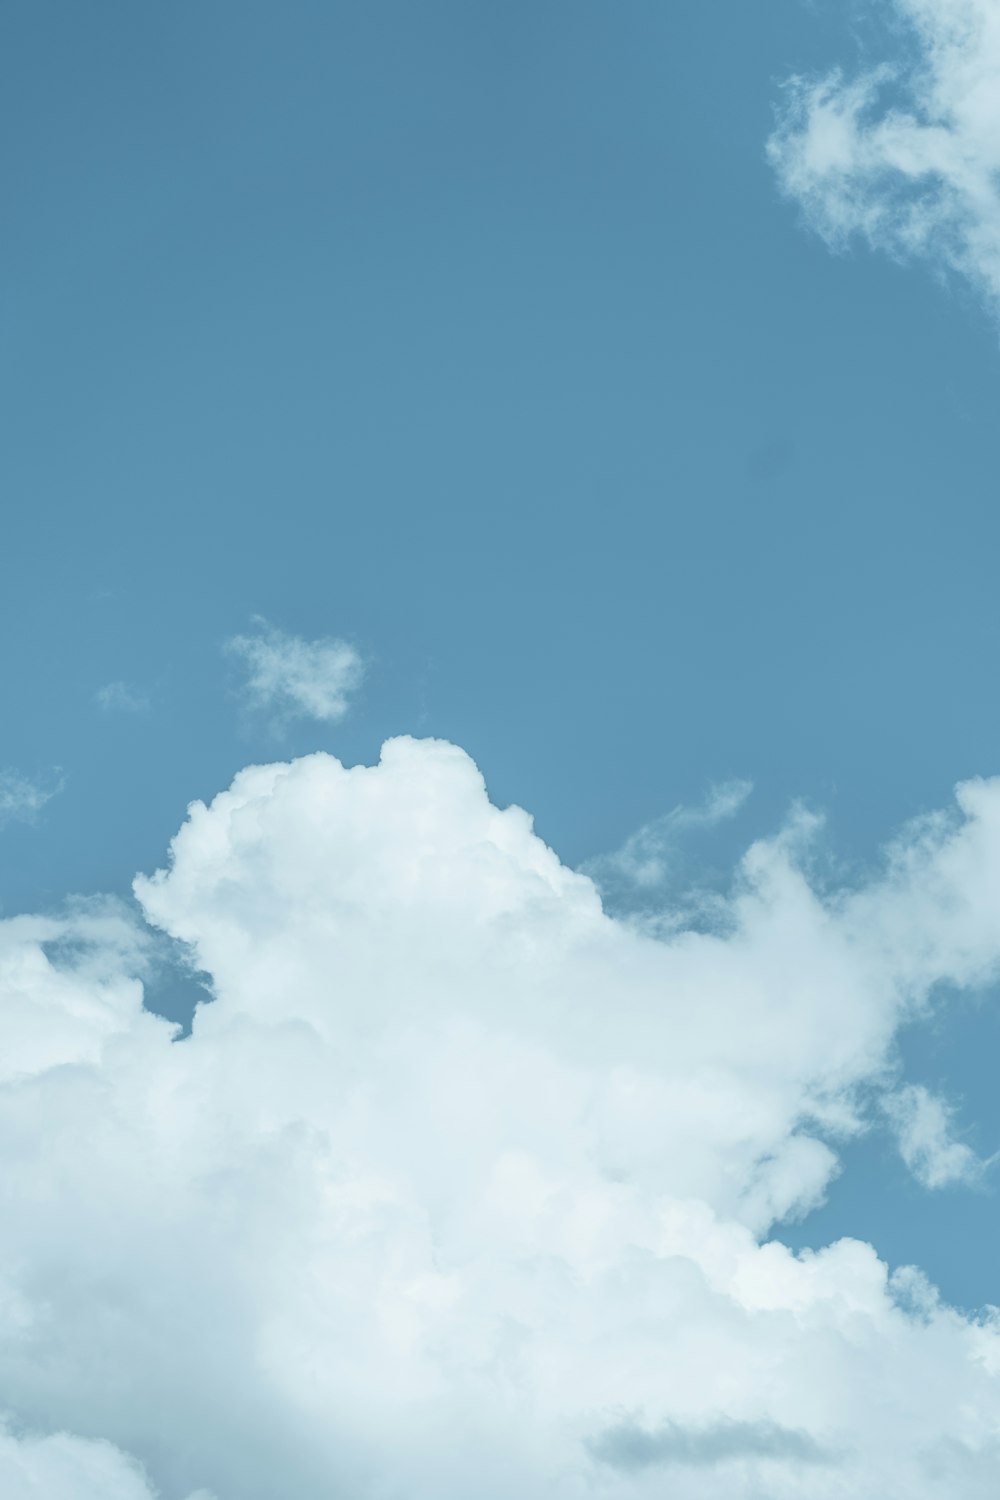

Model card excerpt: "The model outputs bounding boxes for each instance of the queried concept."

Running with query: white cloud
[769,0,1000,317]
[0,769,62,829]
[2,740,1000,1495]
[885,1081,988,1187]
[96,682,150,715]
[226,618,363,726]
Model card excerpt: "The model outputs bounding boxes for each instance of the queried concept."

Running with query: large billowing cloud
[769,0,1000,317]
[2,737,1000,1496]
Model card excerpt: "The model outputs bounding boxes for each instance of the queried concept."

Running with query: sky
[3,2,1000,1496]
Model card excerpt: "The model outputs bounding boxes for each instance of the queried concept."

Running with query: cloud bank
[2,738,1000,1496]
[226,619,363,726]
[769,0,1000,317]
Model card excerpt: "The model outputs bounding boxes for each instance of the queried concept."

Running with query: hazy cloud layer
[2,739,1000,1495]
[226,619,363,726]
[769,0,1000,317]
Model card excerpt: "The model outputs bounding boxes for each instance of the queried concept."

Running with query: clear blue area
[2,3,999,1304]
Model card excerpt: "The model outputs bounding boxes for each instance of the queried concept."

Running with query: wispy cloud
[583,778,752,892]
[226,618,363,727]
[884,1082,990,1188]
[769,0,1000,319]
[95,681,150,714]
[0,769,63,829]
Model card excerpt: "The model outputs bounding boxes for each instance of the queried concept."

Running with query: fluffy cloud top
[226,618,363,725]
[769,0,1000,316]
[3,738,1000,1496]
[0,1425,205,1500]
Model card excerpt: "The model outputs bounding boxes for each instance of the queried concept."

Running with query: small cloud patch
[96,681,150,714]
[0,769,63,829]
[226,618,363,727]
[884,1083,988,1189]
[769,0,1000,322]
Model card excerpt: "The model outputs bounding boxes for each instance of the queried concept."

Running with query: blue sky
[4,5,1000,1497]
[6,0,1000,909]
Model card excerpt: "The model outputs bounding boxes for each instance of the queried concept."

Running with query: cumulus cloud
[226,618,363,726]
[0,769,62,829]
[885,1081,988,1187]
[96,682,150,715]
[2,739,1000,1496]
[769,0,1000,317]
